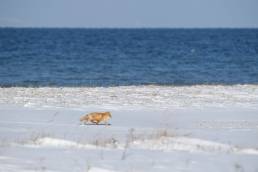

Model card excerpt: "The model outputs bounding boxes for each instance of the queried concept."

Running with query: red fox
[80,112,112,125]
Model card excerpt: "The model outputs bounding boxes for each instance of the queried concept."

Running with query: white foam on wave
[0,85,258,109]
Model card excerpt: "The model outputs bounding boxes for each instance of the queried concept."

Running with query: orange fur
[80,112,112,125]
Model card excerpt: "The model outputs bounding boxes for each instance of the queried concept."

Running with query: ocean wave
[0,85,257,109]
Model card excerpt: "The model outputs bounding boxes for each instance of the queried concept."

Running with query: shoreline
[1,85,258,109]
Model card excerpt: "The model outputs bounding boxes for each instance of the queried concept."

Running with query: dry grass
[121,128,135,160]
[91,137,118,148]
[120,128,175,160]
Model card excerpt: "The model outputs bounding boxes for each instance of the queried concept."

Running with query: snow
[24,137,98,150]
[89,168,118,172]
[131,137,258,155]
[0,86,258,171]
[0,85,258,109]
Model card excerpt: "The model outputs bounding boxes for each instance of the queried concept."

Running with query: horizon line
[1,26,258,29]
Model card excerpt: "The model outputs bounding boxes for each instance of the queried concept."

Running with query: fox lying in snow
[80,112,112,125]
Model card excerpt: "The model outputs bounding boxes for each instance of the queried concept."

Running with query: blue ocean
[0,28,257,87]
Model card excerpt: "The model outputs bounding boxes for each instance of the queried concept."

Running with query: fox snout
[80,115,88,122]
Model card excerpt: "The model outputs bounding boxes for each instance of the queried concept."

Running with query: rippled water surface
[0,28,258,86]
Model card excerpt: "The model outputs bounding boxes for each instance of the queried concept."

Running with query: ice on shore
[0,85,258,109]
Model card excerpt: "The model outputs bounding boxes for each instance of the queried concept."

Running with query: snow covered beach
[0,85,258,172]
[1,85,258,109]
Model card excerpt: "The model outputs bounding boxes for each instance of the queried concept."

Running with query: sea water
[0,28,257,87]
